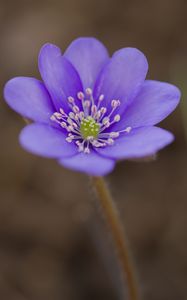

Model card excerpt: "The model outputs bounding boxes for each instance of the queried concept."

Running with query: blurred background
[0,0,187,299]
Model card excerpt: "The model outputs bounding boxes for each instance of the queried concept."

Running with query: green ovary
[80,117,100,139]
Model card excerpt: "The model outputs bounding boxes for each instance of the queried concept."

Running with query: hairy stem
[91,176,139,300]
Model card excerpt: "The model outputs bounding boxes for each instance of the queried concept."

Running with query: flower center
[80,116,100,139]
[50,88,132,154]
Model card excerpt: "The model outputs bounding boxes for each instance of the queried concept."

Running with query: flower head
[4,37,181,176]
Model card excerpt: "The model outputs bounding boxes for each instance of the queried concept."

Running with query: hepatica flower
[4,38,181,176]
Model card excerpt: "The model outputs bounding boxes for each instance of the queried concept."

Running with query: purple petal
[38,43,83,111]
[94,48,148,114]
[4,77,54,123]
[59,151,115,176]
[113,80,181,131]
[96,126,174,159]
[20,123,77,158]
[64,37,109,89]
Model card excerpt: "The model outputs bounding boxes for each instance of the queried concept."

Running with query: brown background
[0,0,187,299]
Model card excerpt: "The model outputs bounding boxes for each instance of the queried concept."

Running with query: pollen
[80,116,100,139]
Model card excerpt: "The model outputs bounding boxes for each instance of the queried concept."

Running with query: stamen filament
[50,89,132,154]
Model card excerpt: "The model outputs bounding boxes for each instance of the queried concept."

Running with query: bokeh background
[0,0,187,299]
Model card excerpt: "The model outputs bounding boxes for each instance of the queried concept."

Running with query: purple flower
[4,37,181,176]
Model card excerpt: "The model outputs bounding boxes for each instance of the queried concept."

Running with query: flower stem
[90,176,139,300]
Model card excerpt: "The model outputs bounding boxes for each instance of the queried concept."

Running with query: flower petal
[59,151,115,176]
[94,48,148,114]
[64,37,109,89]
[19,123,77,158]
[38,43,83,111]
[4,77,54,123]
[96,126,174,159]
[112,80,181,131]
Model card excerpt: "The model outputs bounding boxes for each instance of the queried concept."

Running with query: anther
[85,88,92,95]
[72,122,78,128]
[69,112,75,119]
[92,140,100,147]
[99,94,104,102]
[102,117,110,125]
[95,111,101,119]
[72,105,80,113]
[125,126,132,133]
[74,114,79,121]
[84,100,91,108]
[50,115,56,121]
[60,122,67,128]
[100,107,107,114]
[66,135,74,143]
[107,138,114,145]
[84,147,90,154]
[92,140,106,147]
[114,114,121,122]
[67,125,74,132]
[60,108,65,114]
[111,100,120,108]
[110,132,120,138]
[91,105,97,115]
[67,118,74,125]
[53,112,62,119]
[79,112,85,119]
[68,96,75,104]
[77,91,84,100]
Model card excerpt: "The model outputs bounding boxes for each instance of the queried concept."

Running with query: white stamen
[77,91,84,100]
[87,136,94,142]
[50,115,56,121]
[114,114,121,122]
[69,112,75,119]
[68,96,75,104]
[66,135,75,142]
[100,107,107,114]
[91,105,97,115]
[99,94,104,102]
[53,112,62,119]
[67,117,74,125]
[77,140,86,152]
[84,147,90,154]
[85,88,92,96]
[107,138,114,145]
[95,111,101,120]
[72,122,78,128]
[84,100,91,108]
[79,111,85,119]
[67,125,74,132]
[111,99,120,108]
[72,105,80,113]
[92,140,106,147]
[74,114,79,121]
[50,88,131,154]
[60,122,68,128]
[102,117,110,125]
[110,132,120,138]
[59,108,65,114]
[124,126,132,133]
[78,145,84,152]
